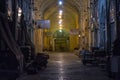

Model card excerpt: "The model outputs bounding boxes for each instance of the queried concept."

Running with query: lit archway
[53,29,69,52]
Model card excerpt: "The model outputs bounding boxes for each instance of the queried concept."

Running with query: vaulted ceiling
[34,0,84,13]
[34,0,89,32]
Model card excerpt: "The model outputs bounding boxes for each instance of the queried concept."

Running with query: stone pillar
[34,29,43,53]
[34,11,44,53]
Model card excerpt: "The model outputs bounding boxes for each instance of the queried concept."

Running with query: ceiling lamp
[59,20,62,24]
[59,1,63,5]
[59,19,62,23]
[59,10,63,15]
[18,7,22,17]
[59,15,62,18]
[60,24,62,26]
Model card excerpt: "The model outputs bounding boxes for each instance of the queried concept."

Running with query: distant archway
[53,29,69,52]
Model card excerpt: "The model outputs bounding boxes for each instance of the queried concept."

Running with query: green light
[59,29,62,32]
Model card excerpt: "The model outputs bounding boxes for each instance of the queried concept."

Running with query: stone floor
[17,52,113,80]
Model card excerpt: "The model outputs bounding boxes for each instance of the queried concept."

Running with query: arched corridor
[35,0,82,52]
[0,0,120,80]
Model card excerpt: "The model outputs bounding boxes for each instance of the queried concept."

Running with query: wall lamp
[18,7,22,17]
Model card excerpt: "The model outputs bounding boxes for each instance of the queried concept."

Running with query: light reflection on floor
[17,52,113,80]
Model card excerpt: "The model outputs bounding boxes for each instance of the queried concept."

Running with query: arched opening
[53,29,69,52]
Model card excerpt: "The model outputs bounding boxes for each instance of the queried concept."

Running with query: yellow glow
[59,13,62,16]
[60,19,62,22]
[59,19,62,24]
[60,24,62,26]
[59,15,62,18]
[59,20,62,24]
[18,13,22,16]
[59,27,62,30]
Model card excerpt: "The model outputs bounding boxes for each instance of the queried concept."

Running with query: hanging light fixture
[58,0,64,29]
[59,15,62,18]
[59,10,63,15]
[59,1,63,5]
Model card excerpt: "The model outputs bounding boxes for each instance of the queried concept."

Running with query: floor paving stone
[17,52,113,80]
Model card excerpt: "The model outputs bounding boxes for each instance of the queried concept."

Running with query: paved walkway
[17,52,113,80]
